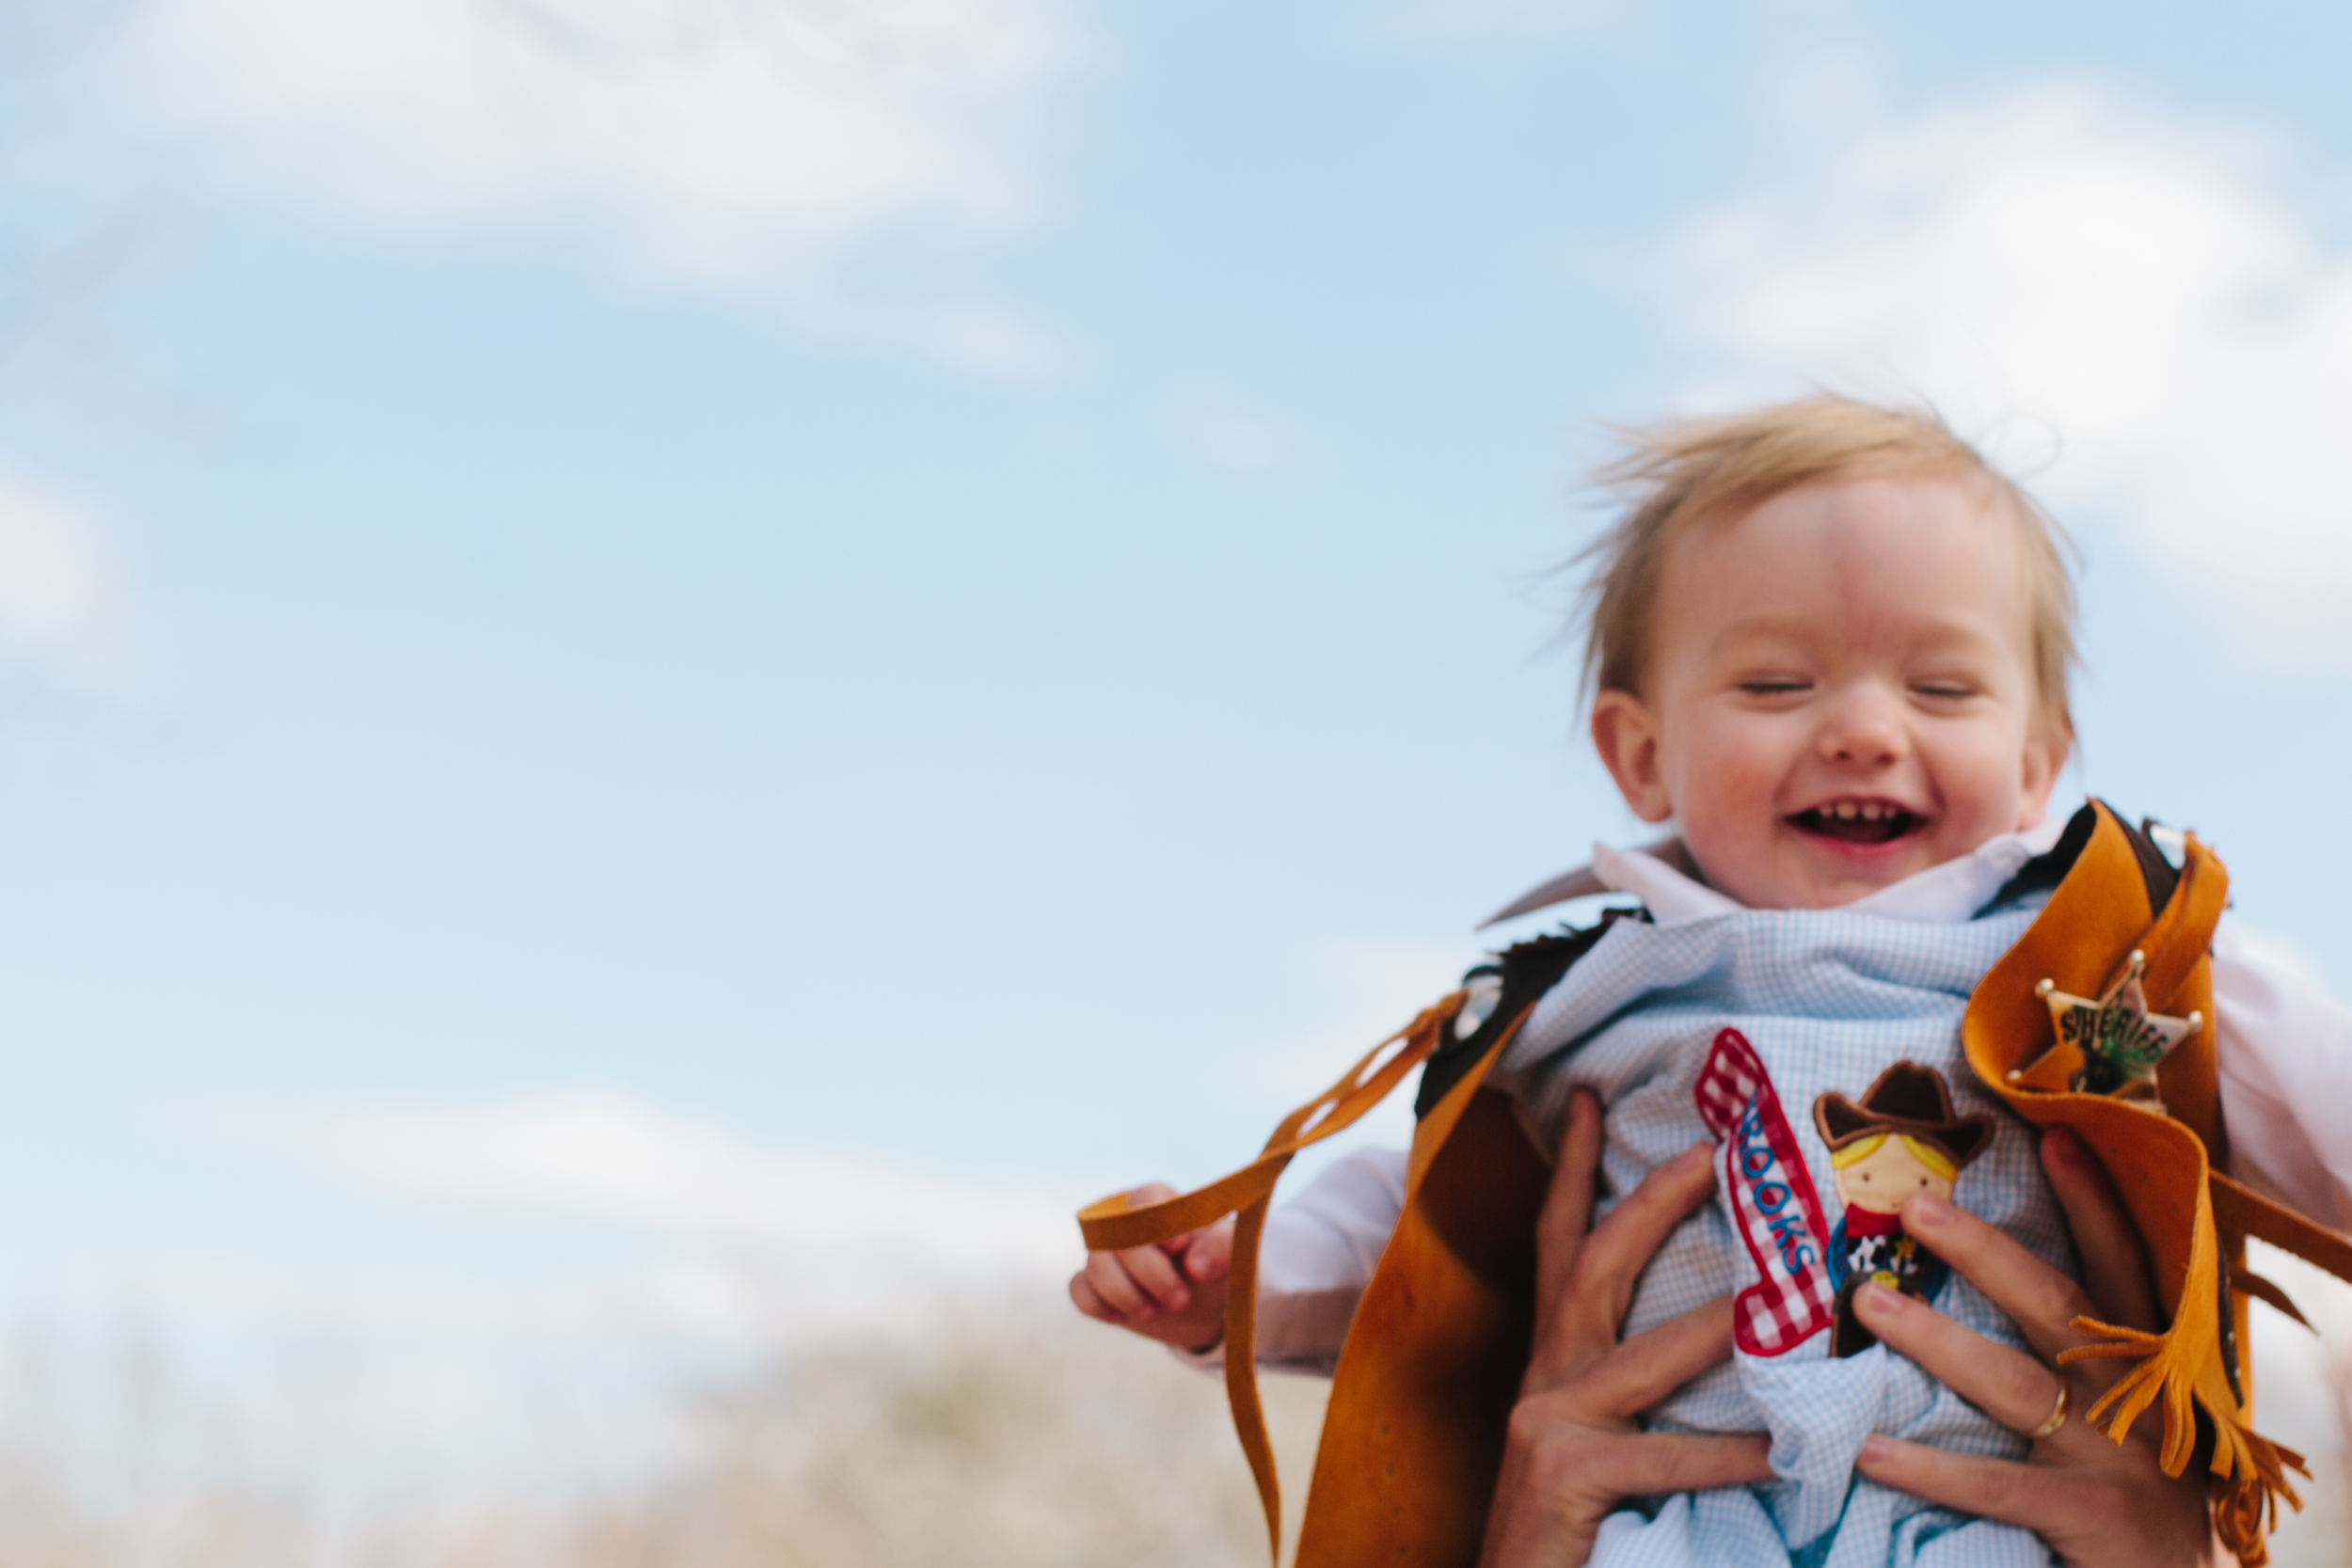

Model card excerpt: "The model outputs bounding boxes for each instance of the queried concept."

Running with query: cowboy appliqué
[2008,947,2203,1108]
[1814,1063,1993,1358]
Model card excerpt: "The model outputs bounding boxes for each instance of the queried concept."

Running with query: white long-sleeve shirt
[1203,821,2352,1376]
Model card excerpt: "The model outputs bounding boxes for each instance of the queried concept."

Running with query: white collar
[1589,840,1740,923]
[1581,811,2073,927]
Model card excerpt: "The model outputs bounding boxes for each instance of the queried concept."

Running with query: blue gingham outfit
[1494,892,2065,1568]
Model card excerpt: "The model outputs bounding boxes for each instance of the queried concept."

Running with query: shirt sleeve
[2212,930,2352,1230]
[1170,1143,1407,1378]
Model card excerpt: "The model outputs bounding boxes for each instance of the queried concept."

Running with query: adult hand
[1480,1090,1775,1568]
[1853,1126,2215,1568]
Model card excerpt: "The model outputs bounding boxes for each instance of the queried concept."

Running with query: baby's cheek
[1696,734,1788,814]
[1928,734,2031,844]
[1674,759,1787,875]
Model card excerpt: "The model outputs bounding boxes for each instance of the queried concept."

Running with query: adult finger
[1533,1091,1606,1315]
[2040,1128,2162,1335]
[1574,1432,1777,1497]
[1855,1435,2122,1541]
[1525,1136,1716,1393]
[1851,1284,2064,1435]
[1549,1296,1740,1422]
[1896,1192,2102,1366]
[1481,1427,1773,1568]
[1568,1142,1718,1334]
[1522,1093,1607,1392]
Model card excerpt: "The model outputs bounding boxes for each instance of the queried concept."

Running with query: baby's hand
[1068,1182,1234,1353]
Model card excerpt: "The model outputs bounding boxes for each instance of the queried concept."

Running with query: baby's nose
[1817,684,1909,763]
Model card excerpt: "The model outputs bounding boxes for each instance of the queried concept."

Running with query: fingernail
[1677,1142,1715,1171]
[1907,1193,1953,1227]
[1856,1282,1903,1320]
[1168,1290,1189,1310]
[2041,1127,2079,1172]
[1859,1434,1890,1465]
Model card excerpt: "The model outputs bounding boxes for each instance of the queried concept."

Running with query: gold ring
[2026,1383,2069,1440]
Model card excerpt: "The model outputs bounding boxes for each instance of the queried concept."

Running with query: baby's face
[1833,1137,1954,1216]
[1592,477,2062,911]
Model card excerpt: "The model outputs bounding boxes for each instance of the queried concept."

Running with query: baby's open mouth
[1789,800,1924,846]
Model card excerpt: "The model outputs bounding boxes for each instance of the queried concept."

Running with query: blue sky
[5,0,2352,1499]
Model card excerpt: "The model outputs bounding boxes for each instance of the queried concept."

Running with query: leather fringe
[2208,1417,2307,1568]
[2057,1310,2309,1568]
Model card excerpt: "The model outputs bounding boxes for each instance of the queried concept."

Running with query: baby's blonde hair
[1575,396,2078,743]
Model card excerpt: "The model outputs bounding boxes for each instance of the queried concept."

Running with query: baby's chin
[1700,823,1962,910]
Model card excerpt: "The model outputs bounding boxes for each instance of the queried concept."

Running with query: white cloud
[1355,0,1606,50]
[925,299,1070,380]
[1174,400,1291,477]
[1654,75,2352,667]
[84,0,1081,368]
[0,467,146,695]
[218,1088,1073,1275]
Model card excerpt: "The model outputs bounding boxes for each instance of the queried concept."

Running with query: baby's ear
[2014,721,2069,829]
[1592,690,1674,823]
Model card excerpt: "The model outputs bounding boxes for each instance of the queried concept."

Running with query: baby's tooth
[1835,801,1856,819]
[1860,802,1881,821]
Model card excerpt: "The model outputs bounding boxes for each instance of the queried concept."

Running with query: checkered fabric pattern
[1494,906,2066,1568]
[1694,1028,1838,1357]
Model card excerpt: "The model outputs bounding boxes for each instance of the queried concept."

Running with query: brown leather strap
[1294,1058,1540,1567]
[2211,1171,2352,1286]
[2140,835,2230,1159]
[2134,828,2226,1002]
[1074,991,1468,1561]
[1225,1192,1279,1552]
[2232,1268,2312,1329]
[1076,993,1464,1252]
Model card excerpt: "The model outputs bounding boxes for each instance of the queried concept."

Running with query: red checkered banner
[1694,1027,1837,1356]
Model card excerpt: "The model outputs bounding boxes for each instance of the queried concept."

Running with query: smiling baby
[1073,397,2352,1568]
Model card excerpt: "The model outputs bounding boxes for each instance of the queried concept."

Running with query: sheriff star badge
[2007,948,2203,1110]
